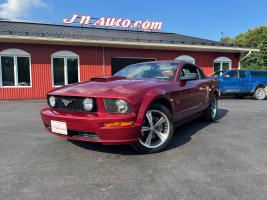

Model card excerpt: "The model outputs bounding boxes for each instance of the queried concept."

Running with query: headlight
[116,100,129,113]
[83,98,94,111]
[49,96,56,107]
[104,98,132,114]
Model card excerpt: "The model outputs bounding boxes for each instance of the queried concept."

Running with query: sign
[63,14,163,31]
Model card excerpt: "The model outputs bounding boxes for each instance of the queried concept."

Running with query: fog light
[104,121,135,127]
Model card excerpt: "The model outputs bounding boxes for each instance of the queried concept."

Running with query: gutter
[238,51,252,69]
[0,35,260,53]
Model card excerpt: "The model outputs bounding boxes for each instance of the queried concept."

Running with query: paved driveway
[0,98,266,200]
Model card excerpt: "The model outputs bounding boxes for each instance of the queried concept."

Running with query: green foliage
[220,26,267,69]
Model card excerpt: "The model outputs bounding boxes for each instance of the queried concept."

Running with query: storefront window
[53,58,65,86]
[0,49,31,87]
[52,51,79,86]
[17,57,31,86]
[1,57,15,86]
[67,58,79,84]
[213,57,232,72]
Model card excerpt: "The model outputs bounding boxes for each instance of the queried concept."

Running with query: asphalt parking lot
[0,98,266,200]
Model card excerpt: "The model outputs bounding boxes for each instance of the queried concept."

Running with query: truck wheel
[253,87,266,100]
[131,104,174,154]
[235,94,245,99]
[204,95,218,122]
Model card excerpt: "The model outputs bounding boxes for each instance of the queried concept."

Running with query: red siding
[0,43,240,99]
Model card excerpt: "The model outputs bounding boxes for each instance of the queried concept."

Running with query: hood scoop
[90,76,127,82]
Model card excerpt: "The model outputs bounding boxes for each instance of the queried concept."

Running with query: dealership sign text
[63,14,163,31]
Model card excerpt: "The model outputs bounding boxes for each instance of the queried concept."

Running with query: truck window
[224,71,238,78]
[239,71,246,78]
[250,71,267,77]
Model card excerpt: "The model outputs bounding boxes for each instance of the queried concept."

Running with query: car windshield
[114,62,178,81]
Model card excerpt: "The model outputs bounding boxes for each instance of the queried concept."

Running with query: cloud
[0,0,48,19]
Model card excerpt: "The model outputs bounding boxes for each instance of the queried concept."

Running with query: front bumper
[40,108,141,145]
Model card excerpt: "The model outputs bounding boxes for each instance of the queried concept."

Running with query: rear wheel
[204,95,218,122]
[131,104,173,154]
[253,87,266,100]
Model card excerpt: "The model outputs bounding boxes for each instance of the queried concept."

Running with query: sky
[0,0,266,41]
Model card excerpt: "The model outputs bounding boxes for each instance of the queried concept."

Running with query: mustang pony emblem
[62,99,72,107]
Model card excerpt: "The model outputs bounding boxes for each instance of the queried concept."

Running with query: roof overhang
[0,35,260,53]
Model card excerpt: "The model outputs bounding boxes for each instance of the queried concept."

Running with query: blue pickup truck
[213,70,267,100]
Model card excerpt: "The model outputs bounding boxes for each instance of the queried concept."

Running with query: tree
[220,26,267,69]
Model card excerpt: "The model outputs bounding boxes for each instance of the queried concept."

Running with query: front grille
[48,96,97,112]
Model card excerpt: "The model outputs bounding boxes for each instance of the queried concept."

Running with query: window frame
[51,52,80,87]
[175,55,196,64]
[0,54,32,88]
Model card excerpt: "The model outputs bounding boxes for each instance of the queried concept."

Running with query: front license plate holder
[51,120,68,135]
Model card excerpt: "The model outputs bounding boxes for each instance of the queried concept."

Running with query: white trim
[52,50,79,57]
[175,55,195,64]
[51,50,80,87]
[214,56,232,63]
[0,35,260,53]
[0,48,30,56]
[0,50,32,88]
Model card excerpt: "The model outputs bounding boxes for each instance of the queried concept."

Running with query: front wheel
[253,87,266,100]
[131,104,174,154]
[204,95,218,122]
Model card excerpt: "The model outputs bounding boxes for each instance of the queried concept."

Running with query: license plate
[51,120,68,135]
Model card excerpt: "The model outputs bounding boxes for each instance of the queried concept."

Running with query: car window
[224,71,238,78]
[239,71,246,78]
[197,68,207,79]
[179,64,199,81]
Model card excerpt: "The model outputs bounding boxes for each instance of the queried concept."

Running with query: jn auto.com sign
[63,14,163,31]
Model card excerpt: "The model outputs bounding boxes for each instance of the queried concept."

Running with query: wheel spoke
[154,117,166,128]
[154,130,167,142]
[146,112,154,127]
[141,126,150,133]
[144,133,153,146]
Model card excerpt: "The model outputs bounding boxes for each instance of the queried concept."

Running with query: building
[0,20,258,99]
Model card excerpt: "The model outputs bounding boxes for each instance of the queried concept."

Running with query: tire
[204,95,218,122]
[131,104,174,154]
[235,94,245,99]
[253,87,266,100]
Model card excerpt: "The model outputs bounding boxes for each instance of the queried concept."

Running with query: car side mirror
[180,73,198,81]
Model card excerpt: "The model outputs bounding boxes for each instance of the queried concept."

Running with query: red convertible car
[41,61,218,153]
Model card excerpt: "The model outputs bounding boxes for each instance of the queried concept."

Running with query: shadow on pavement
[70,108,229,155]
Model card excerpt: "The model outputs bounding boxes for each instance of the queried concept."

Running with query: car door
[219,70,240,93]
[238,70,250,93]
[173,64,204,120]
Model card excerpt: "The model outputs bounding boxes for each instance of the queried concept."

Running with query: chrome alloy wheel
[256,88,266,100]
[211,96,218,120]
[139,110,170,149]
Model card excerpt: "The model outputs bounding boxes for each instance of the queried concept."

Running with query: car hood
[49,77,170,99]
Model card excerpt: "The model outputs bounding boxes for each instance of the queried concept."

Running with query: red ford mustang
[41,61,218,153]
